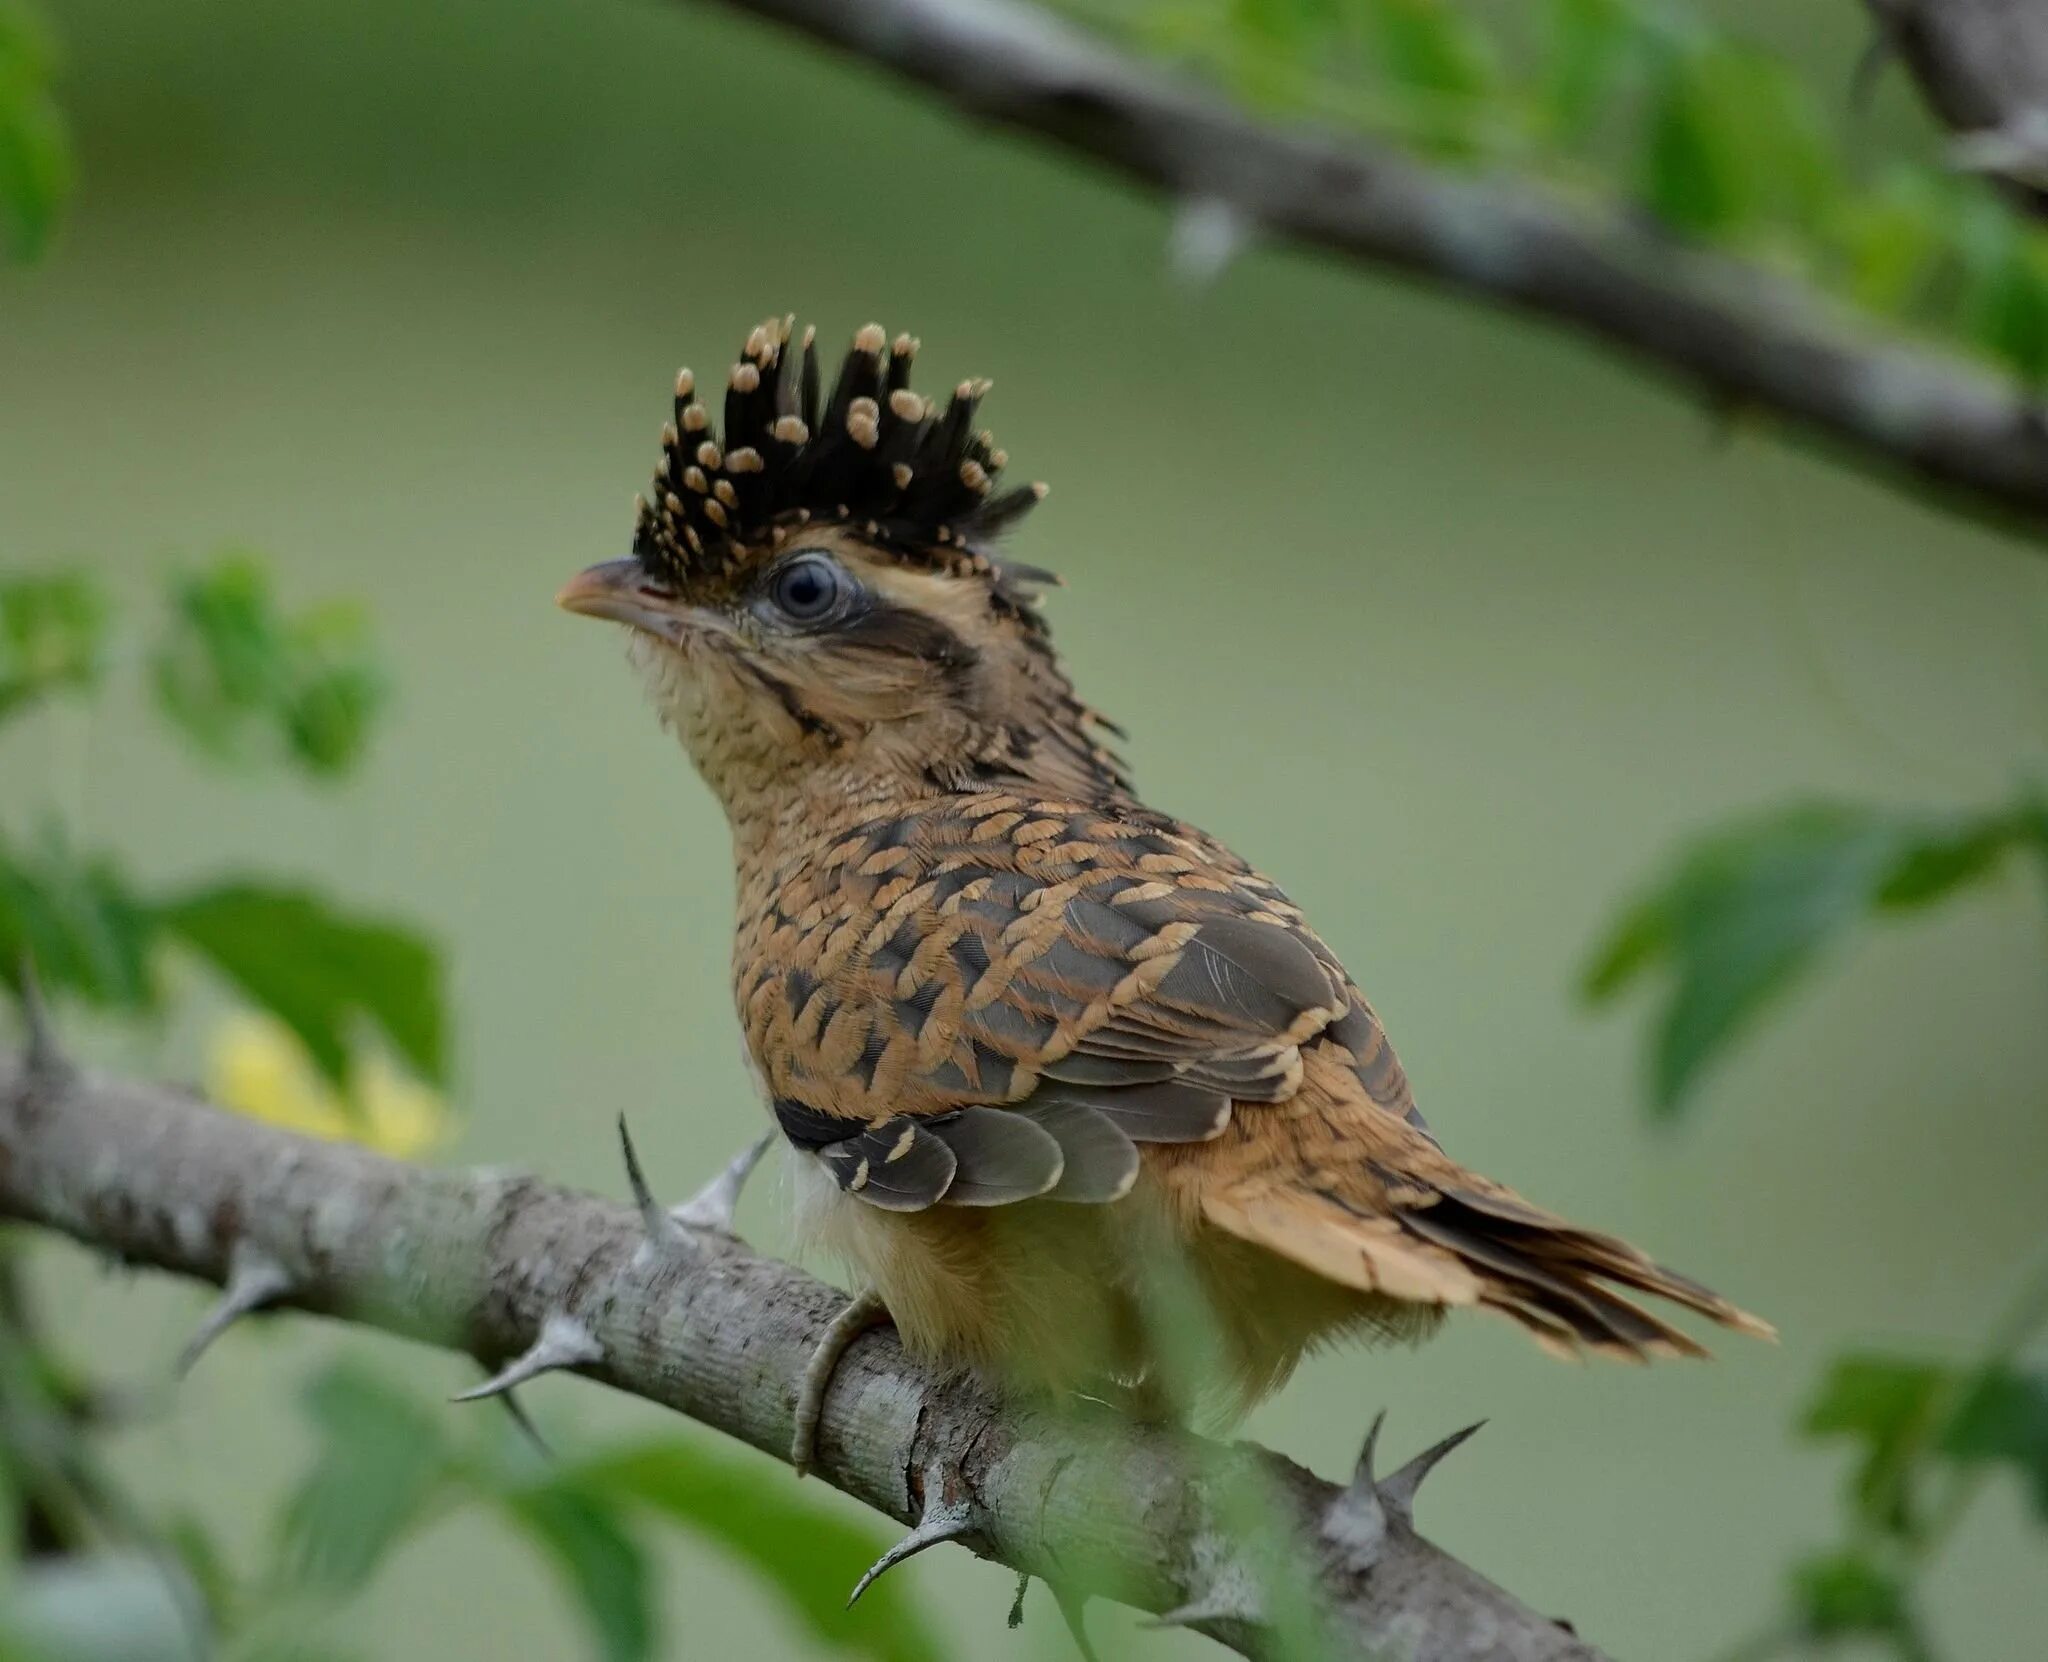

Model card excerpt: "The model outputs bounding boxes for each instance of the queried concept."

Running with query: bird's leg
[792,1289,892,1478]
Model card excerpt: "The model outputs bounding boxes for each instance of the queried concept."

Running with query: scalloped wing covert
[736,790,1421,1210]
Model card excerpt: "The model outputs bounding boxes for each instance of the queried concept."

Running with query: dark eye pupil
[773,557,842,621]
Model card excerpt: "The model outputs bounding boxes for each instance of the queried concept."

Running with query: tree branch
[688,0,2048,540]
[0,1053,1604,1661]
[1867,0,2048,211]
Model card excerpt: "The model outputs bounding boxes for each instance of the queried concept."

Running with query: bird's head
[559,318,1128,829]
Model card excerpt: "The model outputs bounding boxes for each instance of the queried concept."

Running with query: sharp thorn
[16,951,69,1085]
[845,1475,976,1607]
[1166,195,1250,286]
[1848,25,1896,112]
[617,1115,686,1249]
[1005,1573,1100,1662]
[498,1388,554,1459]
[1144,1557,1264,1632]
[1054,1583,1101,1662]
[176,1241,292,1377]
[1352,1408,1387,1489]
[452,1313,603,1403]
[1378,1420,1486,1524]
[1326,1408,1389,1564]
[669,1133,772,1235]
[1144,1595,1249,1631]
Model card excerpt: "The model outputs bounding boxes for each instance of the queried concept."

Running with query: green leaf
[1956,200,2048,384]
[163,1515,238,1634]
[0,2,72,263]
[278,1364,450,1598]
[1826,169,1958,321]
[1360,0,1499,157]
[1803,1353,1946,1535]
[503,1487,652,1662]
[152,555,388,782]
[561,1440,949,1662]
[1363,0,1495,99]
[1945,1366,2048,1522]
[159,883,446,1089]
[0,571,108,724]
[1788,1549,1911,1640]
[0,823,156,1013]
[1638,39,1835,241]
[1539,0,1638,146]
[1584,800,2033,1113]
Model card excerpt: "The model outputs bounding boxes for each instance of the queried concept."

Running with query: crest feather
[634,318,1048,592]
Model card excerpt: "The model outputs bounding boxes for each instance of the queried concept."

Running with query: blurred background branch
[702,0,2048,538]
[1864,0,2048,213]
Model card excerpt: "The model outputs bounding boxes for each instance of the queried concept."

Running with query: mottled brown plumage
[561,317,1769,1430]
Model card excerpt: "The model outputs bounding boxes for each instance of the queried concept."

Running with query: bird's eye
[763,552,855,627]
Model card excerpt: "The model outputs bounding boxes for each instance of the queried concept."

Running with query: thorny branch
[694,0,2048,540]
[0,1052,1605,1661]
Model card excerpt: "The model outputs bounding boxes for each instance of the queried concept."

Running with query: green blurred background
[5,0,2047,1655]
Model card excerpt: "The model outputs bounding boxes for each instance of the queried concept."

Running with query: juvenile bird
[560,317,1767,1471]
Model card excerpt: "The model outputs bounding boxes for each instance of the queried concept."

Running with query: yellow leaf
[206,1011,453,1159]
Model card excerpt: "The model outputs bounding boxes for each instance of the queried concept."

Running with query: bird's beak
[555,559,691,642]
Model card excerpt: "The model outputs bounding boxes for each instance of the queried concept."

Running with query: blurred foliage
[0,1,69,263]
[1590,787,2048,1661]
[206,1012,453,1159]
[1583,794,2047,1112]
[162,885,442,1090]
[154,558,387,782]
[0,574,107,723]
[1718,1256,2048,1662]
[1,558,444,1093]
[202,1364,950,1662]
[1101,0,2048,386]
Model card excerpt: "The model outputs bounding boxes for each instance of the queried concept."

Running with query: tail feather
[1201,1177,1772,1363]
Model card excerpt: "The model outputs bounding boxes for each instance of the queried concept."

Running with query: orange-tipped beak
[555,559,688,640]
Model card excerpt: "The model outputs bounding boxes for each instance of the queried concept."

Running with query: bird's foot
[791,1289,891,1478]
[617,1115,771,1249]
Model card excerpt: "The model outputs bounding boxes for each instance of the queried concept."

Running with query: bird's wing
[741,791,1411,1210]
[741,791,1772,1364]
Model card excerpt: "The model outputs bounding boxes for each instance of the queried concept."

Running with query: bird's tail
[1200,1171,1772,1361]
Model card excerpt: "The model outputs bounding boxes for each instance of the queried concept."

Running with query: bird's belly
[790,1150,1430,1410]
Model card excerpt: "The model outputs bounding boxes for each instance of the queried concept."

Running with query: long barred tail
[1201,1176,1773,1362]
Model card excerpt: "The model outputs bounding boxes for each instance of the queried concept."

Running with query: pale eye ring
[763,551,856,627]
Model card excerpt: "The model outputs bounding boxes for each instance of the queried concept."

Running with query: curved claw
[792,1291,890,1478]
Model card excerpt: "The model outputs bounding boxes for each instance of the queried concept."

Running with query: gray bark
[690,0,2048,540]
[0,1054,1605,1661]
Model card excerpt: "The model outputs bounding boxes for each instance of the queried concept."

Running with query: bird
[558,315,1769,1472]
